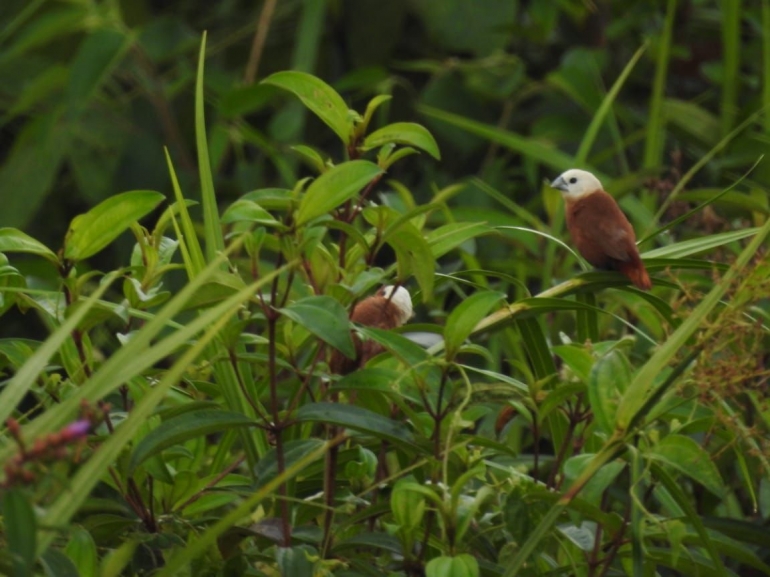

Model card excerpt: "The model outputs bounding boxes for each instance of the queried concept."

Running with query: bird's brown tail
[617,259,652,290]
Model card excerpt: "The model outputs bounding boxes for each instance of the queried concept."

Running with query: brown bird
[551,169,652,290]
[329,285,414,375]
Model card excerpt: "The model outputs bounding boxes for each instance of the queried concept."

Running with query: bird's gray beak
[550,176,568,192]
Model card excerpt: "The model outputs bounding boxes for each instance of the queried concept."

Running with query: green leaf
[648,435,725,497]
[643,228,760,259]
[276,546,316,577]
[386,223,435,301]
[221,199,279,226]
[426,554,480,577]
[357,326,432,368]
[426,222,493,258]
[391,481,427,530]
[290,144,328,174]
[295,160,383,225]
[296,402,415,446]
[280,296,356,359]
[64,191,165,261]
[418,104,607,180]
[0,228,58,263]
[195,32,226,262]
[64,527,97,577]
[443,290,504,361]
[40,548,80,577]
[4,488,37,577]
[587,349,631,435]
[254,439,325,488]
[66,28,128,113]
[129,410,256,472]
[362,122,441,160]
[563,455,625,506]
[262,71,353,144]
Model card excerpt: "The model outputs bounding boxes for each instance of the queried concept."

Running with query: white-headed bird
[551,169,652,290]
[329,285,413,374]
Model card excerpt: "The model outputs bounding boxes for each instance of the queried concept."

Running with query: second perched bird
[329,285,413,375]
[551,169,652,290]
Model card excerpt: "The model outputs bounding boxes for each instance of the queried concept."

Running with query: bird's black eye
[569,177,578,184]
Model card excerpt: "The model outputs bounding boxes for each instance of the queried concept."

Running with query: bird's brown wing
[574,191,638,263]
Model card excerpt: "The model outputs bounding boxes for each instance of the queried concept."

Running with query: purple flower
[63,420,91,438]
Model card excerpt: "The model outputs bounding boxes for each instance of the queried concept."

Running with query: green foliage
[1,2,769,576]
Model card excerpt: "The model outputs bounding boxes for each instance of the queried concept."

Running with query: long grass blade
[575,43,647,165]
[643,0,676,170]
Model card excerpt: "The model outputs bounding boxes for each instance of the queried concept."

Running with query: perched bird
[329,285,413,375]
[551,169,652,290]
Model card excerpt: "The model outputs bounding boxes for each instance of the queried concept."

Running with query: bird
[550,169,652,290]
[329,285,414,375]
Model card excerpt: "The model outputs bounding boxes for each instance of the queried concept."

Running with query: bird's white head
[550,169,603,200]
[380,285,413,325]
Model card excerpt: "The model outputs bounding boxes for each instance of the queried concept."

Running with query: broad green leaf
[443,290,504,361]
[386,223,435,301]
[332,367,400,394]
[587,349,631,434]
[66,28,128,112]
[296,402,415,445]
[100,540,139,577]
[426,555,479,577]
[276,545,316,577]
[39,549,80,577]
[648,435,725,497]
[0,228,58,263]
[129,410,256,472]
[552,344,594,383]
[357,326,432,368]
[64,527,97,577]
[4,488,36,577]
[221,199,279,226]
[262,71,353,144]
[563,455,625,506]
[362,122,441,159]
[391,481,427,530]
[280,296,356,358]
[254,439,325,488]
[291,144,328,174]
[64,191,165,261]
[295,160,383,225]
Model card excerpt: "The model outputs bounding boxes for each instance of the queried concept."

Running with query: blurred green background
[1,0,767,277]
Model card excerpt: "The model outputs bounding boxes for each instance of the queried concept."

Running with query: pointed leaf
[66,29,128,112]
[280,296,356,358]
[587,349,631,434]
[648,434,725,497]
[363,122,441,160]
[426,222,493,258]
[129,410,255,472]
[0,228,58,263]
[4,488,37,577]
[426,555,479,577]
[443,290,504,360]
[386,223,435,301]
[64,191,165,261]
[262,71,353,144]
[296,402,415,445]
[221,199,279,226]
[295,160,383,225]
